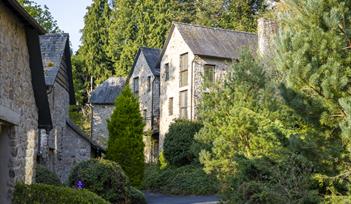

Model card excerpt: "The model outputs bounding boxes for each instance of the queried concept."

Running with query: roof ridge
[172,21,257,36]
[140,47,161,51]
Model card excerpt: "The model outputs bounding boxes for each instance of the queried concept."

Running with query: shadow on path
[145,192,219,204]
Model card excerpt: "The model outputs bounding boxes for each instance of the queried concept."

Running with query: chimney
[258,18,279,59]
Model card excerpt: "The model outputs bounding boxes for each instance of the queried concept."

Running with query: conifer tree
[79,0,112,85]
[276,0,351,197]
[106,86,145,187]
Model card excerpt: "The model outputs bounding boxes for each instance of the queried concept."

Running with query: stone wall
[59,124,91,182]
[42,81,70,181]
[159,27,195,149]
[0,3,39,202]
[92,105,114,148]
[192,57,231,119]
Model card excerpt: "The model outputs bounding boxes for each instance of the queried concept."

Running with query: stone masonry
[0,3,39,203]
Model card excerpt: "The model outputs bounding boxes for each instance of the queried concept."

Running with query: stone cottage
[0,0,52,203]
[129,47,161,162]
[39,33,103,182]
[159,22,257,148]
[90,77,126,148]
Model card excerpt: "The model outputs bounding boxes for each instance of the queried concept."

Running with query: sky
[34,0,92,52]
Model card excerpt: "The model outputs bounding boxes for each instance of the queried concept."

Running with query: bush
[163,120,203,166]
[143,164,219,195]
[35,165,61,185]
[106,86,145,186]
[126,186,147,204]
[68,159,128,204]
[13,183,109,204]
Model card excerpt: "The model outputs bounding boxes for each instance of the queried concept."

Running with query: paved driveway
[145,192,219,204]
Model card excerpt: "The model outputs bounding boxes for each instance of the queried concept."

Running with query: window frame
[179,53,188,87]
[165,63,170,81]
[204,64,216,84]
[168,97,174,116]
[133,77,139,94]
[147,76,151,92]
[179,90,188,119]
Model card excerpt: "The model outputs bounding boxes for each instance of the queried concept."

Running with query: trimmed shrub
[35,165,61,185]
[106,86,145,186]
[68,159,128,204]
[12,183,109,204]
[143,164,219,195]
[163,120,203,166]
[126,186,147,204]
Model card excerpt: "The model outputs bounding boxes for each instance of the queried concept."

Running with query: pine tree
[79,0,112,86]
[106,86,145,186]
[220,0,266,32]
[276,0,351,196]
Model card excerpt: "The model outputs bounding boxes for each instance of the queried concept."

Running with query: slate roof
[90,77,126,105]
[161,22,258,60]
[40,34,68,85]
[39,33,76,105]
[141,47,161,76]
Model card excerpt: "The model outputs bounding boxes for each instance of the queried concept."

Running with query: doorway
[0,123,11,204]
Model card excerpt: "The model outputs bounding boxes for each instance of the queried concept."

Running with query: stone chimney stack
[258,18,279,59]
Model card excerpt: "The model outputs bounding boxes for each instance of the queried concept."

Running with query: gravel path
[144,192,219,204]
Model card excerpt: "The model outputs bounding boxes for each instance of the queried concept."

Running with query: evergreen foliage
[35,165,61,186]
[68,159,129,203]
[143,164,220,195]
[13,183,109,204]
[276,0,351,197]
[106,86,145,187]
[18,0,61,32]
[79,0,113,86]
[163,120,203,166]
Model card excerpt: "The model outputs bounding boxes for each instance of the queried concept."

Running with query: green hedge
[35,165,61,185]
[126,186,147,204]
[12,183,109,204]
[68,159,128,204]
[163,120,203,166]
[143,164,219,195]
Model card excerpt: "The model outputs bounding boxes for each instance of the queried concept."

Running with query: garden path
[144,192,219,204]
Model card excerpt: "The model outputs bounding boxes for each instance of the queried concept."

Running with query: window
[147,76,151,92]
[204,64,215,84]
[133,77,139,94]
[179,90,188,119]
[143,109,147,122]
[179,53,188,87]
[165,63,170,81]
[168,97,174,116]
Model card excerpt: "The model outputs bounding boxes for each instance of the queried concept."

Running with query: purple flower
[76,180,85,189]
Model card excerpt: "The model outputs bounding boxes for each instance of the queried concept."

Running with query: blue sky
[34,0,92,52]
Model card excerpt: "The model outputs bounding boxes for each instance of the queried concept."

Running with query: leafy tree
[106,86,145,186]
[18,0,61,32]
[276,0,351,196]
[79,0,112,86]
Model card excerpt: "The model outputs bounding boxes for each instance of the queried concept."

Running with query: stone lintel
[0,105,20,125]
